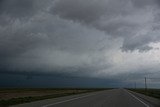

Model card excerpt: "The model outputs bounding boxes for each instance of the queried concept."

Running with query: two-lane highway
[42,89,149,107]
[12,89,160,107]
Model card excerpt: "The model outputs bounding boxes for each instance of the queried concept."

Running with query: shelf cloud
[0,0,160,87]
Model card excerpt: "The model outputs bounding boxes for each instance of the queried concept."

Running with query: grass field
[0,88,107,107]
[129,88,160,100]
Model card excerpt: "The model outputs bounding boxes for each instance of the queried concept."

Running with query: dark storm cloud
[52,0,160,51]
[0,0,34,17]
[0,0,52,18]
[131,0,158,8]
[122,32,160,52]
[52,0,109,23]
[0,0,160,88]
[0,0,111,75]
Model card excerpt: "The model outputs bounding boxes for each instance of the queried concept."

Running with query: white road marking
[42,93,96,107]
[42,89,150,107]
[125,90,150,107]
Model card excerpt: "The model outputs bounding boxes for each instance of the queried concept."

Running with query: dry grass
[129,88,160,99]
[0,88,106,107]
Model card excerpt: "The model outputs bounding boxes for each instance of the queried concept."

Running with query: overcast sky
[0,0,160,88]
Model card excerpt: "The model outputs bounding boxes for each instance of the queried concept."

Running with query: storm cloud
[0,0,160,87]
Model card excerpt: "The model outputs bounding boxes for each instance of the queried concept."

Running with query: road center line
[125,90,150,107]
[42,93,96,107]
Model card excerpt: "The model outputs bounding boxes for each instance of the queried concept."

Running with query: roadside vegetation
[0,88,108,107]
[129,88,160,100]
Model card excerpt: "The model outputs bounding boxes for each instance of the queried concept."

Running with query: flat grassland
[129,88,160,99]
[0,88,106,107]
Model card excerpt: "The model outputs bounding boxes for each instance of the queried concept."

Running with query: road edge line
[125,89,150,107]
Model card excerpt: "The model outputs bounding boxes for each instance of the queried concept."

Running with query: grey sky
[0,0,160,88]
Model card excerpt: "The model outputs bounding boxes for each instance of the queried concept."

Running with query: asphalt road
[12,89,160,107]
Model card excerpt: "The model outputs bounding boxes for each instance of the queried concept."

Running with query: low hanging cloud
[0,0,160,84]
[52,0,160,51]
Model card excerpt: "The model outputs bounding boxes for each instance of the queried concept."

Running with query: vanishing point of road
[12,89,160,107]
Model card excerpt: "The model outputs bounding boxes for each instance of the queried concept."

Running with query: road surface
[12,89,160,107]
